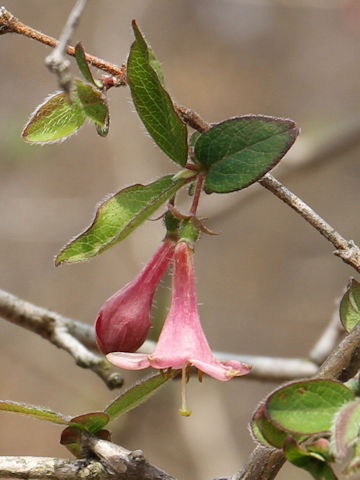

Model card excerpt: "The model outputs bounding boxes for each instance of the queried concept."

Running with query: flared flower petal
[95,238,175,354]
[109,352,150,369]
[107,241,251,381]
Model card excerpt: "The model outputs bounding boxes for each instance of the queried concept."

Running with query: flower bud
[95,239,175,354]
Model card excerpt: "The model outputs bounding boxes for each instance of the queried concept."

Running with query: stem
[0,288,123,389]
[259,173,360,272]
[178,365,192,417]
[45,0,88,95]
[190,171,206,216]
[0,7,126,79]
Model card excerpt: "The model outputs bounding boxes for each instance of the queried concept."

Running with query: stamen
[185,364,191,383]
[198,370,203,383]
[178,365,192,417]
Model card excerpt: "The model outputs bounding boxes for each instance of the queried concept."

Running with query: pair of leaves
[129,22,298,193]
[0,372,172,457]
[22,43,109,143]
[23,21,299,265]
[252,379,354,479]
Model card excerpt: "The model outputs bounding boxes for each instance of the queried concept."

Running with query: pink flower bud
[95,239,175,354]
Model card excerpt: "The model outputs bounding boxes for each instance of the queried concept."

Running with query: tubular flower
[95,238,175,355]
[107,240,251,415]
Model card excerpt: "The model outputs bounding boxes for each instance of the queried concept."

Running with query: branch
[0,433,177,480]
[0,288,123,389]
[83,434,177,480]
[45,0,87,96]
[0,456,109,480]
[259,173,360,273]
[207,114,360,222]
[0,440,177,480]
[0,7,126,80]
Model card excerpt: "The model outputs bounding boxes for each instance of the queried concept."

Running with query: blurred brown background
[1,1,360,479]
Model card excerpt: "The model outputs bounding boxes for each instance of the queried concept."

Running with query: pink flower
[108,240,251,415]
[95,238,175,355]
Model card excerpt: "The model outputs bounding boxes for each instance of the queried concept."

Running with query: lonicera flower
[107,239,251,415]
[95,238,175,355]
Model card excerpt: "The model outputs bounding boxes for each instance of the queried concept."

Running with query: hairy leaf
[60,427,83,458]
[284,436,338,480]
[340,278,360,333]
[194,115,298,193]
[331,399,360,459]
[56,174,187,265]
[95,107,110,137]
[251,404,305,449]
[105,371,173,420]
[75,42,103,88]
[69,411,110,434]
[127,20,188,166]
[22,91,86,143]
[76,80,108,127]
[0,400,69,424]
[265,379,354,435]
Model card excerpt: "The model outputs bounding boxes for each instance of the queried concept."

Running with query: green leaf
[148,44,165,87]
[56,174,187,265]
[105,371,173,420]
[60,426,83,458]
[60,426,111,458]
[22,91,86,143]
[251,404,305,449]
[266,379,354,435]
[194,115,299,193]
[307,439,333,462]
[340,278,360,333]
[284,436,338,480]
[250,418,273,448]
[69,412,110,434]
[127,20,188,166]
[0,400,69,425]
[95,108,110,137]
[331,399,360,459]
[76,80,108,127]
[75,42,103,88]
[189,131,201,147]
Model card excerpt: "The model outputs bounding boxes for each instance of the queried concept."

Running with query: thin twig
[207,114,360,222]
[259,173,360,273]
[45,0,87,96]
[0,7,126,78]
[0,288,123,389]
